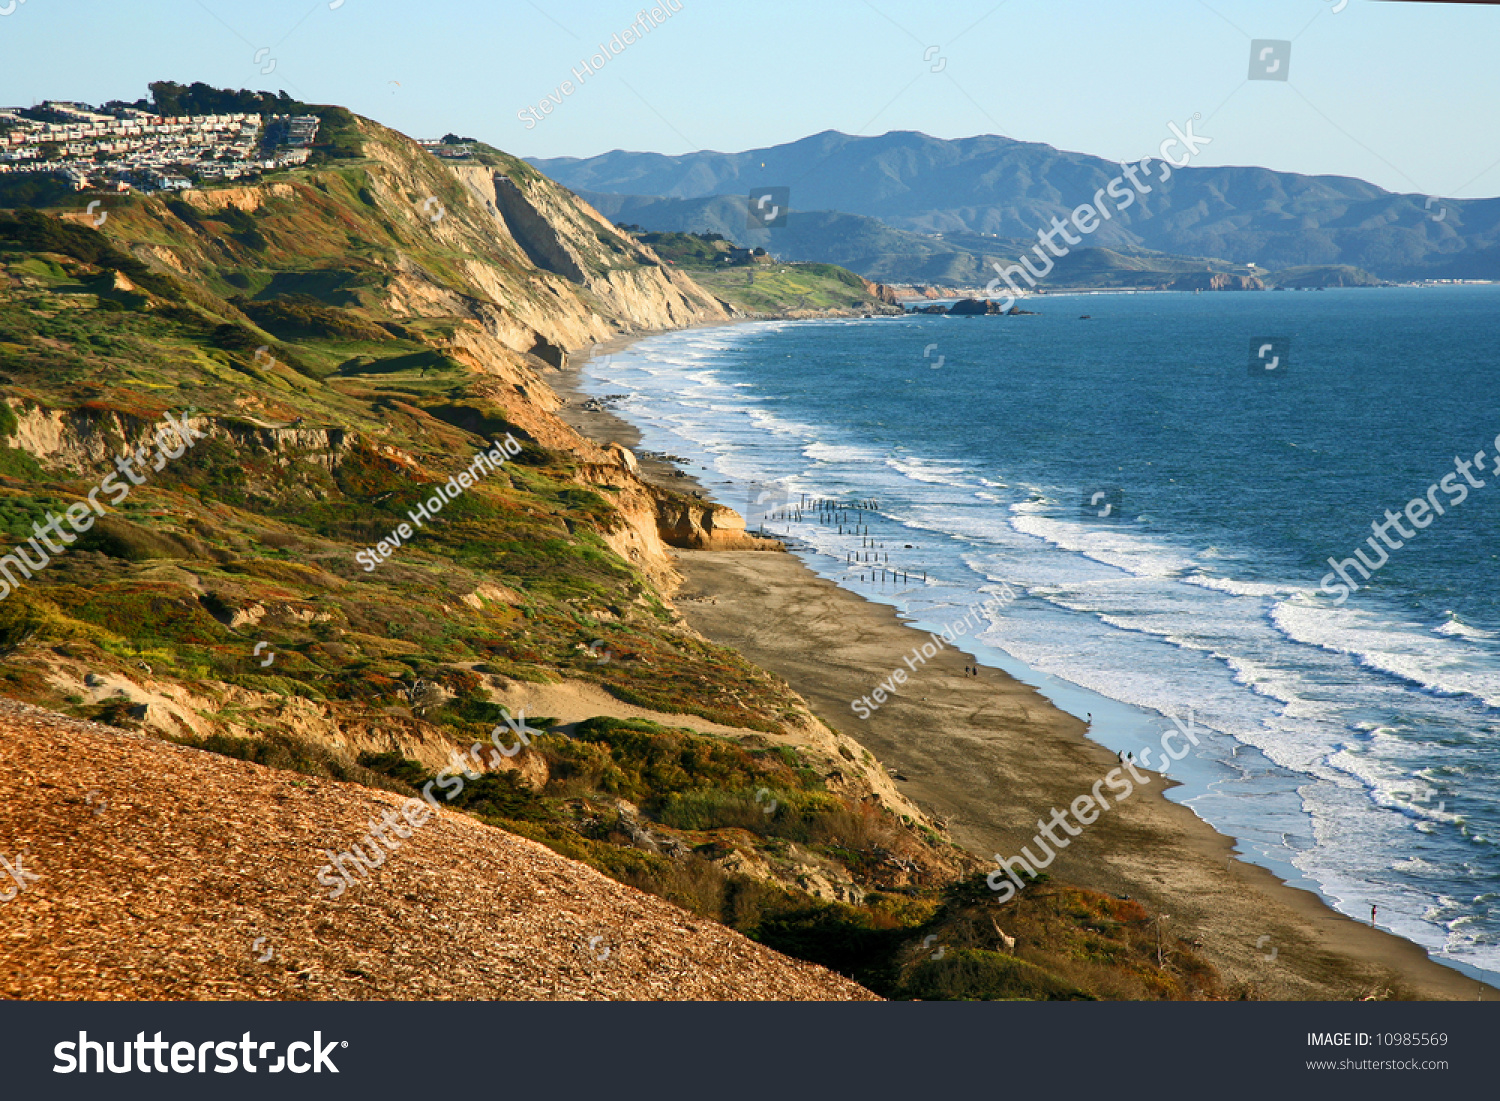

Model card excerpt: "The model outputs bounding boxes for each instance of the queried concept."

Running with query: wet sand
[549,329,744,493]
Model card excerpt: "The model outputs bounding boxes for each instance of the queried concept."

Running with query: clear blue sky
[2,0,1497,197]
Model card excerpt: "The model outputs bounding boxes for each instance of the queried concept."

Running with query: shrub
[184,731,407,792]
[656,789,772,833]
[233,293,394,343]
[0,209,176,297]
[0,598,40,657]
[898,948,1094,1001]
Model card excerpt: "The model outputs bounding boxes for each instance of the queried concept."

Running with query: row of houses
[416,139,476,159]
[0,106,261,148]
[0,101,320,192]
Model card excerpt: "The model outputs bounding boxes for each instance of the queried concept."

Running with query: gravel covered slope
[0,700,875,1001]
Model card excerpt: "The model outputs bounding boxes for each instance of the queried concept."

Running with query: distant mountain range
[531,130,1500,283]
[576,190,999,284]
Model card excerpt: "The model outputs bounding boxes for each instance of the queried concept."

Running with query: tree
[146,81,303,118]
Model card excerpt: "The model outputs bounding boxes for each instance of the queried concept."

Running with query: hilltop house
[725,247,771,265]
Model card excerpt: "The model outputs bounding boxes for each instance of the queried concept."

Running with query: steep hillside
[0,699,872,1000]
[0,101,1226,1000]
[0,109,979,999]
[531,129,1500,280]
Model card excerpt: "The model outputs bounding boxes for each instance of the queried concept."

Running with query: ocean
[580,284,1500,983]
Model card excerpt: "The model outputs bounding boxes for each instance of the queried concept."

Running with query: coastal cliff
[0,103,1294,1001]
[1,107,996,1000]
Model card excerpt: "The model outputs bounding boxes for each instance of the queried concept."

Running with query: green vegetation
[0,596,41,659]
[232,293,397,343]
[1263,264,1384,289]
[0,103,1221,999]
[635,230,732,265]
[614,227,886,314]
[0,175,78,210]
[689,261,877,314]
[342,720,1224,1001]
[0,208,179,297]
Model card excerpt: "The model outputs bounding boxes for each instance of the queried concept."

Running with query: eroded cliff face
[347,124,751,582]
[581,449,783,574]
[178,182,300,215]
[390,140,757,584]
[448,162,731,330]
[125,118,729,397]
[5,403,351,474]
[10,117,762,596]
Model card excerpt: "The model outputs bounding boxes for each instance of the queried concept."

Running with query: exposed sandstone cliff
[5,403,352,473]
[861,277,902,306]
[1166,271,1265,291]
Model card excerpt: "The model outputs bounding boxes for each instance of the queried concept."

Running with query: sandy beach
[557,328,1494,1001]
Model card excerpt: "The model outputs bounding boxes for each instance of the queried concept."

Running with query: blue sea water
[581,285,1500,983]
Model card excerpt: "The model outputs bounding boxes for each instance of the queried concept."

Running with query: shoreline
[557,324,1494,1001]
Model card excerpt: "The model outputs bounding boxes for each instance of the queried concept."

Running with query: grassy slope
[687,262,880,314]
[627,228,893,314]
[0,114,1222,1000]
[1261,264,1384,288]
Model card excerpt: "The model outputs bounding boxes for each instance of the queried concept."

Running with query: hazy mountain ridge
[532,129,1500,280]
[582,189,1001,284]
